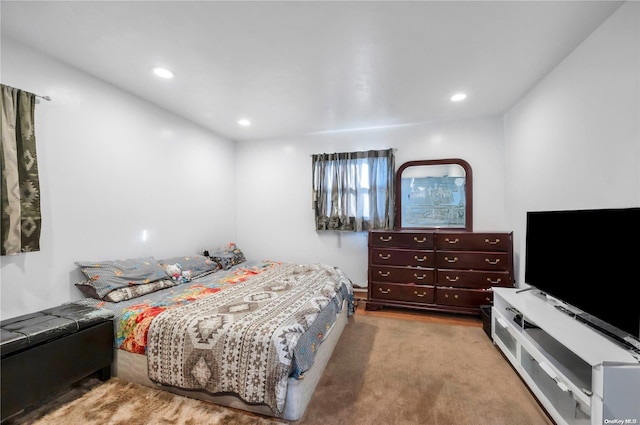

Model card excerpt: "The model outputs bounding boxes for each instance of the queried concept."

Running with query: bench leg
[98,365,111,381]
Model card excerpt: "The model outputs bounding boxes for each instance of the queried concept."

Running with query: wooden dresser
[367,230,514,315]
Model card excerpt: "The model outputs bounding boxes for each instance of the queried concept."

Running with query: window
[312,149,395,231]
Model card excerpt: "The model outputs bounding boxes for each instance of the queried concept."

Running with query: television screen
[525,207,640,343]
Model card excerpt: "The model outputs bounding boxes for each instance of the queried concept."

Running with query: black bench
[1,303,114,421]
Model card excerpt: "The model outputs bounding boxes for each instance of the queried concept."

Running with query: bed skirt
[112,299,350,421]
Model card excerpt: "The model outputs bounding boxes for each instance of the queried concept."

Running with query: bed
[73,246,354,420]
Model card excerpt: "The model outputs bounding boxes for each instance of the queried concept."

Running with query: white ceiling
[1,1,624,142]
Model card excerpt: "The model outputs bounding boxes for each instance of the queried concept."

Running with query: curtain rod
[309,148,396,157]
[1,84,51,101]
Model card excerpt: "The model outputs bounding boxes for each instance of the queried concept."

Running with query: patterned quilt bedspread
[77,260,354,417]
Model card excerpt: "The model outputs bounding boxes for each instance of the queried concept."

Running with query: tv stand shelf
[492,287,640,425]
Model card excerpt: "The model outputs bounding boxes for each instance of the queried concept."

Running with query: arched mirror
[395,158,472,231]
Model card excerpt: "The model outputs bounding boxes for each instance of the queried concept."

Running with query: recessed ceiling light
[238,119,251,127]
[152,67,175,79]
[451,93,467,102]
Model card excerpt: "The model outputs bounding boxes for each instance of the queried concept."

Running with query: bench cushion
[1,328,29,355]
[1,303,114,357]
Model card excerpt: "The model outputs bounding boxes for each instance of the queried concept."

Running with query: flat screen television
[525,207,640,349]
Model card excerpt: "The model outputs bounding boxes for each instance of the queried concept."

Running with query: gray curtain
[312,149,395,231]
[1,84,42,255]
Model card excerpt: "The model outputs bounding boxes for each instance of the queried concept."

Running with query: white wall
[2,0,636,319]
[236,0,640,290]
[504,1,640,285]
[235,117,508,287]
[0,38,237,319]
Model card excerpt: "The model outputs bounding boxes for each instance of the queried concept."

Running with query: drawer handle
[497,317,509,328]
[538,362,558,380]
[542,369,569,391]
[445,237,459,244]
[485,258,501,265]
[484,238,501,244]
[485,297,491,301]
[444,256,458,263]
[378,288,390,294]
[537,362,570,392]
[443,294,459,299]
[446,276,459,282]
[414,255,427,262]
[413,237,427,243]
[380,236,392,242]
[486,278,502,284]
[378,271,390,277]
[414,291,427,297]
[414,273,427,280]
[379,253,391,260]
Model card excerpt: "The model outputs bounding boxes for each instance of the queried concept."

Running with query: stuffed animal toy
[181,269,193,281]
[165,263,181,280]
[165,263,192,283]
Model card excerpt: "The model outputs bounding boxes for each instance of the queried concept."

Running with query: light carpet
[8,313,554,425]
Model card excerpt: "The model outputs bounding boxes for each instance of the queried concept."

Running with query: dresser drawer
[435,287,494,308]
[437,269,513,288]
[436,251,510,271]
[367,229,513,316]
[370,248,435,267]
[370,265,435,285]
[369,231,434,249]
[370,282,435,304]
[436,232,511,252]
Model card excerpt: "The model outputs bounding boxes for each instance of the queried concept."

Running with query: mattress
[76,259,354,420]
[113,299,349,420]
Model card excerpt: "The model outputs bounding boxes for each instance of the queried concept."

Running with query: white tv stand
[492,287,640,425]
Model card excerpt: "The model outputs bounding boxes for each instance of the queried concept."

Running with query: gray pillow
[75,278,180,302]
[203,243,247,270]
[75,257,166,298]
